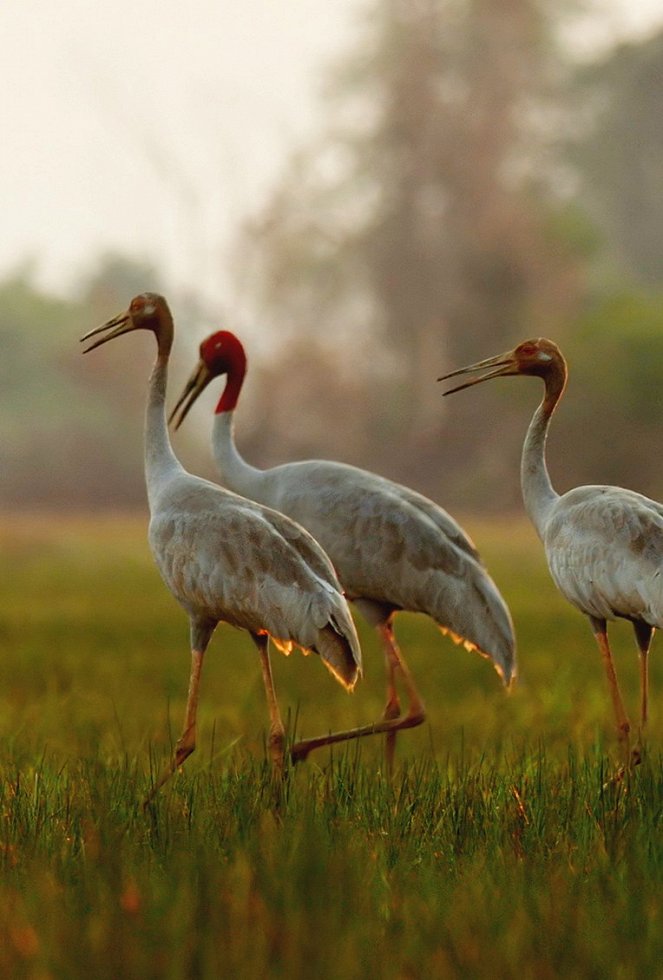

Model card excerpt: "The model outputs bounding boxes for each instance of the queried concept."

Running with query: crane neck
[216,367,245,413]
[520,365,565,540]
[212,410,265,499]
[145,351,184,508]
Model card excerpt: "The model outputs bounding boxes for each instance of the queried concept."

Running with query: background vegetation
[2,3,663,975]
[2,0,663,513]
[0,515,661,977]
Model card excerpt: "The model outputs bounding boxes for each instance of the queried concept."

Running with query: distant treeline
[2,5,663,511]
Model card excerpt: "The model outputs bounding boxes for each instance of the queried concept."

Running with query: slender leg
[631,620,653,765]
[382,639,402,778]
[383,638,402,721]
[143,618,214,808]
[380,622,425,775]
[253,632,286,773]
[632,620,652,731]
[589,616,631,756]
[143,647,205,807]
[291,622,425,766]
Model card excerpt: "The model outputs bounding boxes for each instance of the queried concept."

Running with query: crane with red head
[170,329,517,773]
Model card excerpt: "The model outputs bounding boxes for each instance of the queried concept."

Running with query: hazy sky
[1,0,661,309]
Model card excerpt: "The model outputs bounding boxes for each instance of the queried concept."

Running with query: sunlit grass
[0,513,661,977]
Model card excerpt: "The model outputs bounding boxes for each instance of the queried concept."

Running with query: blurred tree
[0,255,212,508]
[555,290,663,498]
[0,268,92,507]
[569,29,663,289]
[236,0,587,506]
[7,6,663,513]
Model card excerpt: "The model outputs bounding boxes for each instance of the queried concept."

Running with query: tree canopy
[2,4,663,511]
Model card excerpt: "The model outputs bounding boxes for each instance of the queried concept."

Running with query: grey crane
[81,294,362,800]
[440,337,660,762]
[170,329,516,772]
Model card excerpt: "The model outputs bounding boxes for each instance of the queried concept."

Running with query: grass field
[0,513,661,978]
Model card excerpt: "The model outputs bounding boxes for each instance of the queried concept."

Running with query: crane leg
[380,622,425,776]
[143,646,206,808]
[589,617,631,759]
[632,620,652,764]
[290,623,425,768]
[383,637,402,721]
[382,642,402,779]
[253,632,286,774]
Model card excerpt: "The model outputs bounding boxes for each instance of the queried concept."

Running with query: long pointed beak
[437,350,517,396]
[80,311,134,353]
[169,360,214,429]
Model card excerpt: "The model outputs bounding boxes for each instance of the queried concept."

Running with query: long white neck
[145,354,184,508]
[520,397,560,540]
[212,411,265,499]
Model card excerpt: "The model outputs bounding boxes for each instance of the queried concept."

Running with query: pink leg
[632,620,652,732]
[631,620,653,765]
[639,647,649,730]
[380,622,425,775]
[144,646,205,807]
[254,632,286,773]
[589,617,631,758]
[291,622,425,768]
[383,638,402,722]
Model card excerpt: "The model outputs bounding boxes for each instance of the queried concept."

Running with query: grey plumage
[170,329,516,769]
[81,295,361,801]
[440,336,659,761]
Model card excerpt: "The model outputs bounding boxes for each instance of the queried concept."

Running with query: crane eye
[518,343,537,356]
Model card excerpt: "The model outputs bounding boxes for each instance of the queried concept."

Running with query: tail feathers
[433,566,517,687]
[475,588,517,688]
[314,622,362,692]
[439,623,516,688]
[493,639,517,689]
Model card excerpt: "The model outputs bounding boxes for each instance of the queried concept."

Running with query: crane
[80,294,362,801]
[439,337,660,763]
[169,329,516,772]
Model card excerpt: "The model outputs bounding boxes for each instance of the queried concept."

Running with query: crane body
[171,330,517,770]
[81,295,362,801]
[440,337,659,759]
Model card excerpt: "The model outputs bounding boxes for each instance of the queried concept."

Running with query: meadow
[0,513,661,978]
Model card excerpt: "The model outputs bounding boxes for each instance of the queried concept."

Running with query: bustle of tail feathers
[439,626,516,688]
[314,624,361,692]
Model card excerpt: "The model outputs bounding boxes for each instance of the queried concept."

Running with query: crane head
[169,331,247,429]
[80,293,172,354]
[437,338,564,396]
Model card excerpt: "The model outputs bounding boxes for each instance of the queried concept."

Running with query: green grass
[0,513,661,978]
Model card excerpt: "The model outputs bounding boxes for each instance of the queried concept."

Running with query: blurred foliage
[2,5,663,511]
[0,255,216,507]
[233,0,591,508]
[0,256,155,506]
[555,290,663,498]
[0,515,661,977]
[234,3,663,511]
[569,30,663,288]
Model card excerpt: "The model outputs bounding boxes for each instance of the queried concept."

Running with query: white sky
[1,0,662,308]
